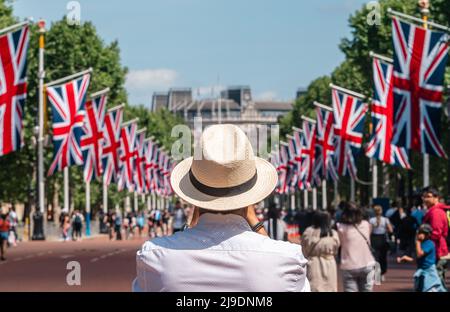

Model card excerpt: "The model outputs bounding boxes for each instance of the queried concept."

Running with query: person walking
[71,210,84,241]
[337,201,376,292]
[8,207,18,246]
[172,201,187,234]
[0,214,10,261]
[397,224,446,292]
[422,187,449,290]
[301,211,340,292]
[62,213,71,242]
[133,124,310,292]
[369,205,393,282]
[263,203,288,241]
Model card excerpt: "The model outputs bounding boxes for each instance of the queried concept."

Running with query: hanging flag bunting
[366,54,411,169]
[331,84,368,179]
[118,120,137,192]
[81,90,107,182]
[391,16,449,158]
[0,24,29,157]
[47,73,91,176]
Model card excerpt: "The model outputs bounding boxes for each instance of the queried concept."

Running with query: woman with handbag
[336,201,376,292]
[369,205,393,282]
[301,211,340,292]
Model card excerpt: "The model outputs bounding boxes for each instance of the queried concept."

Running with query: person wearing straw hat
[133,124,310,292]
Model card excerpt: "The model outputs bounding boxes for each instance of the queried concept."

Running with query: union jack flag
[144,138,155,193]
[366,57,411,169]
[292,129,304,190]
[47,74,91,176]
[81,93,107,182]
[151,146,162,194]
[315,105,338,182]
[161,153,172,196]
[0,25,29,157]
[134,129,146,194]
[102,106,123,185]
[332,87,368,178]
[391,17,449,158]
[118,121,137,192]
[287,136,299,192]
[299,120,316,189]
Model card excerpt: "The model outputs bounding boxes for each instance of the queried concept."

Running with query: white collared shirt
[133,213,310,292]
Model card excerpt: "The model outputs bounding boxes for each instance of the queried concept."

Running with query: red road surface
[0,236,448,292]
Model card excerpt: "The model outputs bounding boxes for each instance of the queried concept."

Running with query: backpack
[74,214,82,225]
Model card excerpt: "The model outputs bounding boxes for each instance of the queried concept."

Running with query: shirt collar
[195,213,251,232]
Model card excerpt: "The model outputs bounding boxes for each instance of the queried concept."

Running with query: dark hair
[418,223,433,236]
[311,211,332,238]
[339,201,363,225]
[422,186,440,197]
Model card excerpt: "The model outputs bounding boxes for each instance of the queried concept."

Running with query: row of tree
[0,0,184,219]
[280,0,450,206]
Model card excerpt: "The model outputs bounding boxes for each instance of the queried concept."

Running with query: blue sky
[12,0,369,105]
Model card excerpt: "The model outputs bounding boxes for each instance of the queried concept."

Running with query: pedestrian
[71,210,84,241]
[421,186,449,289]
[172,200,186,234]
[8,207,18,246]
[133,124,310,292]
[301,211,340,292]
[397,224,446,292]
[162,209,171,235]
[108,211,115,240]
[114,213,122,240]
[62,213,71,242]
[0,214,10,261]
[137,212,145,237]
[336,201,376,292]
[398,207,419,258]
[263,203,288,241]
[369,205,393,281]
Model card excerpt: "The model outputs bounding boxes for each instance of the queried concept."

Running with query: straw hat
[170,124,278,211]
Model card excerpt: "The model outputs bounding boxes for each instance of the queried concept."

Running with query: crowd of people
[0,207,19,261]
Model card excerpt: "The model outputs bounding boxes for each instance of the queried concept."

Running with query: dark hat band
[189,169,258,197]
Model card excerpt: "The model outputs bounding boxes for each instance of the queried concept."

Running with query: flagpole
[312,188,317,211]
[0,19,32,36]
[322,180,327,210]
[64,167,69,213]
[85,181,91,236]
[33,20,46,241]
[45,68,93,87]
[372,159,378,200]
[303,189,308,210]
[134,191,138,212]
[350,177,356,202]
[420,3,430,188]
[103,178,108,213]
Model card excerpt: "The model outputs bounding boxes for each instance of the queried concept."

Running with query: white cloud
[256,91,278,101]
[125,69,179,105]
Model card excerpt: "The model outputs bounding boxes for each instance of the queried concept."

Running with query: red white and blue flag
[102,106,123,185]
[332,87,368,178]
[391,17,449,158]
[134,129,146,194]
[366,57,411,169]
[299,120,316,189]
[0,25,29,157]
[47,74,91,176]
[287,136,299,192]
[292,129,304,190]
[315,105,338,182]
[144,138,155,193]
[118,121,137,192]
[81,92,107,182]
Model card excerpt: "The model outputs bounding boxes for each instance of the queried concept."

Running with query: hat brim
[170,157,278,211]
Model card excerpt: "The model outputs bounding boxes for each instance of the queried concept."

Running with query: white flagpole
[372,159,378,199]
[85,181,91,236]
[290,193,295,211]
[45,68,93,87]
[303,189,308,210]
[0,19,32,36]
[64,167,69,213]
[350,177,356,202]
[103,179,108,213]
[322,180,327,210]
[147,195,151,211]
[134,191,138,212]
[312,188,318,211]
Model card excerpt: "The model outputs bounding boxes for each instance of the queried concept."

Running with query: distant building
[296,87,307,100]
[152,86,293,156]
